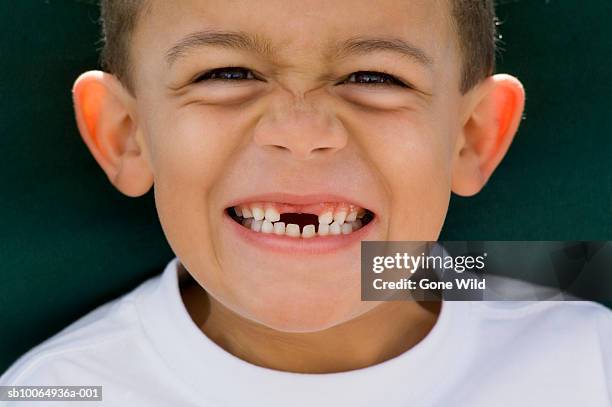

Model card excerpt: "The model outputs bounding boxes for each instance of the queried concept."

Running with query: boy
[1,0,611,405]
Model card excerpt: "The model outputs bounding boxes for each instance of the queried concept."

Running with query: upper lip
[225,192,374,212]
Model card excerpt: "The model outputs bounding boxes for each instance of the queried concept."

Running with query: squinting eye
[194,67,256,83]
[342,71,408,88]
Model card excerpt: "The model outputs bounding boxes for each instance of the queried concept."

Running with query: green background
[1,0,611,373]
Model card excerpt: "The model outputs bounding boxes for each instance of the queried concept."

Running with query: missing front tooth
[278,213,319,229]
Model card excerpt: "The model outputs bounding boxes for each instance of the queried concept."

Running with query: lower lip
[223,212,378,255]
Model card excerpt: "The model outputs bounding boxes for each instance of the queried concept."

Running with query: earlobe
[72,71,153,197]
[451,74,526,197]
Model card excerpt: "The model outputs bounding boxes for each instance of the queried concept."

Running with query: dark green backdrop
[1,1,611,372]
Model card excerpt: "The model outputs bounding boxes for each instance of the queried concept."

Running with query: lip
[223,212,378,255]
[223,192,378,255]
[225,192,373,210]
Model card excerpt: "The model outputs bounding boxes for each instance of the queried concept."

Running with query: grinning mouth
[226,202,375,239]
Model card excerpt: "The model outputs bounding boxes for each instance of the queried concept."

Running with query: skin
[72,0,525,373]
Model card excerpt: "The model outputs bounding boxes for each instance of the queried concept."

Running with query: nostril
[312,146,338,154]
[260,144,291,154]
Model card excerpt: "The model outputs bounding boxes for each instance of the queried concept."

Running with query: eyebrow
[165,30,274,66]
[333,36,433,68]
[165,30,434,69]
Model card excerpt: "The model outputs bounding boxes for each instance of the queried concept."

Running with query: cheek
[146,105,239,184]
[142,104,242,288]
[351,110,452,239]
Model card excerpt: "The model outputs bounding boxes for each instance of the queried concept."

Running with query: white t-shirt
[1,257,611,406]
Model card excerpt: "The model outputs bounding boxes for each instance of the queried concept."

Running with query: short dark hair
[450,0,498,92]
[100,0,497,94]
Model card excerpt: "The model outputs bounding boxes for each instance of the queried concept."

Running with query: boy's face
[107,0,477,331]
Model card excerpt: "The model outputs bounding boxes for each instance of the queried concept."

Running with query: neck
[180,270,440,374]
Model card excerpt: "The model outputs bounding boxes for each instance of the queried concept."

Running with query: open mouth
[226,202,375,239]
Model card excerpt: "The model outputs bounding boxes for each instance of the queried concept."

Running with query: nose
[253,94,348,160]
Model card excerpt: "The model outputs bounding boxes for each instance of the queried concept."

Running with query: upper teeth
[318,211,333,225]
[252,206,265,221]
[265,207,281,222]
[346,210,358,222]
[233,202,368,238]
[334,210,347,225]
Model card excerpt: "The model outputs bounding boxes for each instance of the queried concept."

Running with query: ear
[451,74,525,196]
[72,71,153,197]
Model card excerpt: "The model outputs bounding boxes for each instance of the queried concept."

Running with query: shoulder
[474,273,612,328]
[0,273,162,386]
[473,297,612,322]
[470,299,612,346]
[442,300,612,404]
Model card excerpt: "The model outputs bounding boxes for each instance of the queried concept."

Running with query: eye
[193,67,257,83]
[341,71,409,88]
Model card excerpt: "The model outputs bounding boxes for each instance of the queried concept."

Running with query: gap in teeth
[231,202,371,238]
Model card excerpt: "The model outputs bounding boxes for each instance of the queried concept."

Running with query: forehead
[135,0,454,62]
